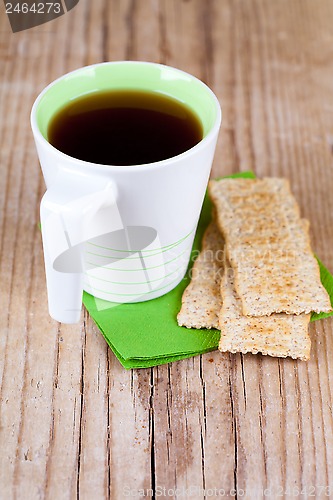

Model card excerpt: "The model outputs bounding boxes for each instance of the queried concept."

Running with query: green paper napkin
[83,171,333,369]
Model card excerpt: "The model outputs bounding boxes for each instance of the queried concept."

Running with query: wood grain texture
[0,0,333,498]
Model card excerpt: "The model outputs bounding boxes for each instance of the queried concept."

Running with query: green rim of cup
[35,62,219,143]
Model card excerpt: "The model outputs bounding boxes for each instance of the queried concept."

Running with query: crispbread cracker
[219,266,311,360]
[177,222,224,329]
[209,178,332,316]
[178,221,311,360]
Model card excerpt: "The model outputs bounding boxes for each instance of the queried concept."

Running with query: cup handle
[40,169,122,324]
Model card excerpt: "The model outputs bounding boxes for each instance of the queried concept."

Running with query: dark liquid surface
[47,90,203,165]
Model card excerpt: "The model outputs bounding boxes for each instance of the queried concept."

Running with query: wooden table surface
[1,1,333,498]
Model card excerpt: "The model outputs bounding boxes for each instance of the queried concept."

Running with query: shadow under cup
[33,62,221,306]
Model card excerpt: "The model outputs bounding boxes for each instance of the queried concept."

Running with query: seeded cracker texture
[208,177,332,317]
[178,221,311,360]
[177,223,224,329]
[219,263,311,360]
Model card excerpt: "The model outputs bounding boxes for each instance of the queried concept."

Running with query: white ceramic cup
[31,61,221,324]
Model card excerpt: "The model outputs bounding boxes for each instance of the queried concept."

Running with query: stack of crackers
[177,178,332,361]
